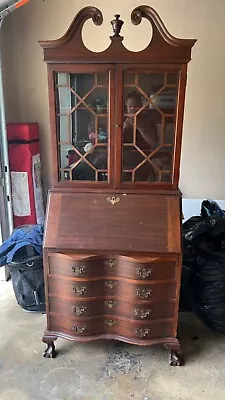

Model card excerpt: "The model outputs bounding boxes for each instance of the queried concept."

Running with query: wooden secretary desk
[39,5,196,365]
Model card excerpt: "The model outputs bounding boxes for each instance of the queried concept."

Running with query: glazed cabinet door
[114,64,187,189]
[48,64,115,188]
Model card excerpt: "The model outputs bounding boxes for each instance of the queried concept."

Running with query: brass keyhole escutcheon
[105,280,117,289]
[105,300,117,309]
[107,196,120,205]
[105,319,116,327]
[106,259,117,268]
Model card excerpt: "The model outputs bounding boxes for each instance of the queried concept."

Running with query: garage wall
[1,0,225,198]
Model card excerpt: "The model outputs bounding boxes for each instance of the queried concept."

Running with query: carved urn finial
[110,14,124,38]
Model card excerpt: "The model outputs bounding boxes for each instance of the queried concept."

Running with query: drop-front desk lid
[44,192,181,254]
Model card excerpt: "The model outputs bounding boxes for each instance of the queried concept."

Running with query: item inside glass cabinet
[56,70,178,183]
[56,71,109,182]
[122,71,178,183]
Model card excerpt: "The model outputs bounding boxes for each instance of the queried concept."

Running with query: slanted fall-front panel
[44,192,181,253]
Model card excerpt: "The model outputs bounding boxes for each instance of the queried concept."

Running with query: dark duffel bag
[8,253,45,312]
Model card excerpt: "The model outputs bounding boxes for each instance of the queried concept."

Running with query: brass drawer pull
[72,306,87,316]
[105,319,116,327]
[136,267,152,279]
[73,286,86,296]
[71,265,86,275]
[72,325,87,334]
[136,288,152,299]
[105,259,117,268]
[105,280,117,289]
[105,300,117,309]
[107,196,120,205]
[135,328,151,338]
[134,308,151,319]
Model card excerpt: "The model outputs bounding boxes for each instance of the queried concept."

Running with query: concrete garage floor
[0,282,225,400]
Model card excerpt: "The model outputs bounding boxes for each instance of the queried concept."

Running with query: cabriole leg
[42,335,57,358]
[164,339,184,366]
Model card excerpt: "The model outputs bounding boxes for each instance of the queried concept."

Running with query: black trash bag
[182,200,225,332]
[179,216,202,311]
[0,225,45,313]
[201,199,225,219]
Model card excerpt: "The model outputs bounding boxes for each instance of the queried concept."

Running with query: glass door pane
[122,71,179,183]
[55,71,109,182]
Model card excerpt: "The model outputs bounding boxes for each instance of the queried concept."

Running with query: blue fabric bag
[0,225,45,312]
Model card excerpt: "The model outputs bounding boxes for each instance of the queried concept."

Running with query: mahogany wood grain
[40,5,196,363]
[45,192,181,253]
[49,296,176,320]
[43,194,61,248]
[39,6,196,192]
[43,331,180,348]
[172,254,183,338]
[39,6,196,65]
[48,253,177,280]
[49,313,174,339]
[48,276,177,302]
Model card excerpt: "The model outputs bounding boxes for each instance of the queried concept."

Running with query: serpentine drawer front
[48,276,177,302]
[49,296,176,320]
[48,253,177,281]
[49,314,174,340]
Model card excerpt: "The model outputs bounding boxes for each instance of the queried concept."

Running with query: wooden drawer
[120,256,176,280]
[49,296,176,320]
[48,253,109,278]
[48,253,177,281]
[48,276,177,302]
[49,313,174,339]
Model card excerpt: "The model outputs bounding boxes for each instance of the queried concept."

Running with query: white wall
[1,0,225,198]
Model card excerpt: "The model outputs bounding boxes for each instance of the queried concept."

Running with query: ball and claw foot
[43,341,56,358]
[169,350,184,366]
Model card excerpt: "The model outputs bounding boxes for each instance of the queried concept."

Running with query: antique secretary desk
[40,5,196,365]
